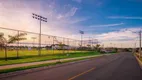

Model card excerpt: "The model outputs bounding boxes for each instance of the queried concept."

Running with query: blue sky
[57,0,142,33]
[0,0,141,47]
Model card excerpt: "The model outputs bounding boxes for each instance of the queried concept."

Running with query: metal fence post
[16,31,19,58]
[52,36,54,54]
[68,38,69,53]
[63,38,65,54]
[4,45,7,61]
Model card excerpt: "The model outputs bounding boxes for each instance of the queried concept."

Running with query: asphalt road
[1,52,142,80]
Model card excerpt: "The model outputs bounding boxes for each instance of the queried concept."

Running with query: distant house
[48,44,75,50]
[49,44,69,50]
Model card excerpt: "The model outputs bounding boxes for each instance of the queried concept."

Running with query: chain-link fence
[0,27,98,60]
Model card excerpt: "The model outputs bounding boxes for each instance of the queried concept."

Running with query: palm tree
[8,32,27,58]
[95,44,101,52]
[8,33,27,44]
[87,44,91,50]
[0,32,27,60]
[0,32,7,50]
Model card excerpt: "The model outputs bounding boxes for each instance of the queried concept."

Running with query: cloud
[119,28,142,32]
[68,17,90,24]
[66,27,140,48]
[108,16,142,20]
[95,27,140,42]
[65,7,78,17]
[72,0,82,3]
[94,27,140,48]
[90,22,124,28]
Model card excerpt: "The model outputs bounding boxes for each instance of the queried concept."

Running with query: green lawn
[0,50,101,66]
[0,49,86,58]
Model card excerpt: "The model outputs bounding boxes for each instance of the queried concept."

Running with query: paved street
[1,52,142,80]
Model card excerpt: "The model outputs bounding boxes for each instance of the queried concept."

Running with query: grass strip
[0,55,101,74]
[0,51,100,66]
[134,53,142,62]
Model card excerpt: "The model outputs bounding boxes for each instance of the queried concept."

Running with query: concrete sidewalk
[0,54,107,70]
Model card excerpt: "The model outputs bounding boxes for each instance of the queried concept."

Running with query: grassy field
[0,50,101,66]
[0,49,86,58]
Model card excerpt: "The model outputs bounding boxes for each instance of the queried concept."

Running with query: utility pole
[32,13,47,56]
[139,31,141,58]
[133,42,136,54]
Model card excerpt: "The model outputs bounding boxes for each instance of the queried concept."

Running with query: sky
[0,0,142,48]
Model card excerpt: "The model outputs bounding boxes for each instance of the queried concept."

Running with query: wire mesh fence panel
[18,31,39,57]
[63,38,68,53]
[0,28,19,59]
[41,34,53,55]
[53,36,64,54]
[72,40,77,53]
[0,27,98,61]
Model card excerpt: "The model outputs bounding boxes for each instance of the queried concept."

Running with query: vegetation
[0,32,27,47]
[0,32,27,60]
[0,55,100,74]
[0,51,100,66]
[135,53,142,62]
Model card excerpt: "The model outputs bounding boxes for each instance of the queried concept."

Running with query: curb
[0,55,106,79]
[134,54,142,69]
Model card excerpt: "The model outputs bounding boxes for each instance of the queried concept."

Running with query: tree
[0,33,7,50]
[0,32,27,60]
[87,44,91,50]
[95,44,101,52]
[8,32,27,44]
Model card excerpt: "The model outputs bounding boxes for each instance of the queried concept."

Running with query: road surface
[1,52,142,80]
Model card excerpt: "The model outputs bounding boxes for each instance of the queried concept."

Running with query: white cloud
[90,22,124,28]
[72,0,82,3]
[63,27,141,48]
[108,16,142,20]
[95,27,140,42]
[65,7,78,17]
[92,27,141,48]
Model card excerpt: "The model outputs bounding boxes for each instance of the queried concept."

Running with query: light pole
[128,29,141,57]
[139,31,141,57]
[32,13,47,56]
[79,30,84,50]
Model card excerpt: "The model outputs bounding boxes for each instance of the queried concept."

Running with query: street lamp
[32,13,47,56]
